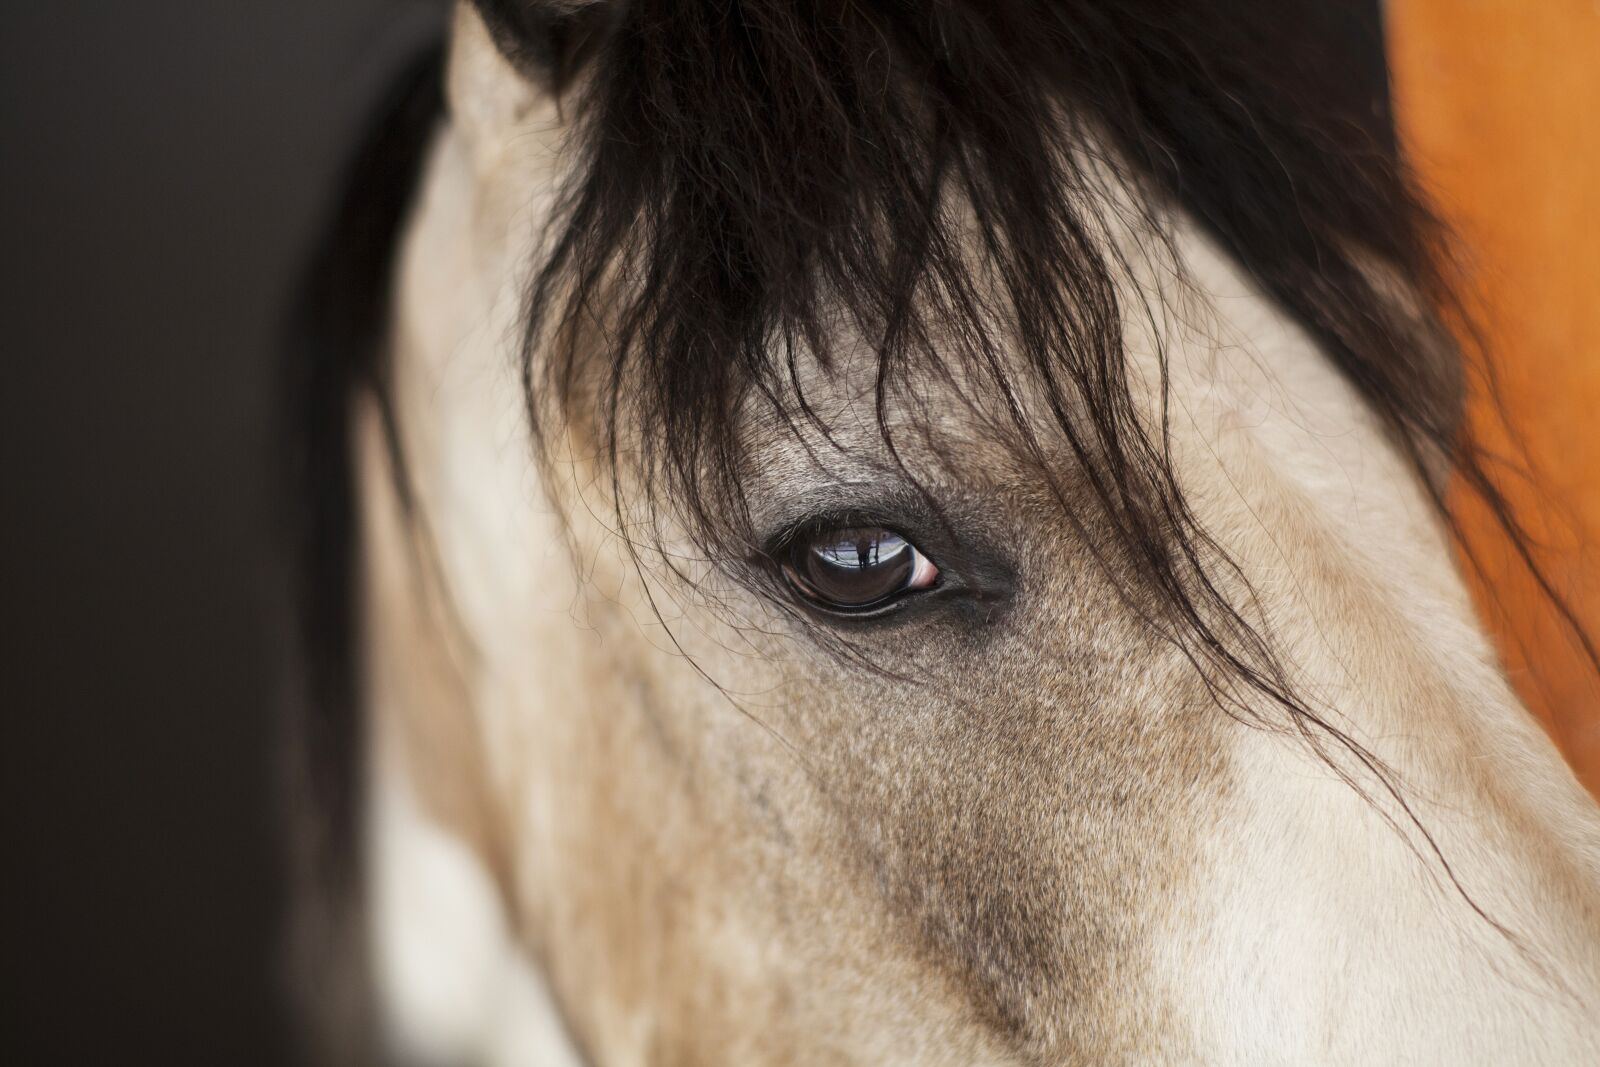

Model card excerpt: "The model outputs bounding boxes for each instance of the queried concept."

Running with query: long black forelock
[488,0,1594,814]
[502,1,1424,648]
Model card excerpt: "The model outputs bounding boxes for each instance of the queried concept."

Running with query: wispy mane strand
[486,0,1594,782]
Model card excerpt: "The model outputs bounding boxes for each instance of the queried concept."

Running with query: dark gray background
[2,2,444,1060]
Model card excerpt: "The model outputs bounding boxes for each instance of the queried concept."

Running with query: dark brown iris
[783,527,927,611]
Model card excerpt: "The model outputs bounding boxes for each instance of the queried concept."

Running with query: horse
[287,2,1600,1062]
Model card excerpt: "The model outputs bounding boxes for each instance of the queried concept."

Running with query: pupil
[798,527,914,607]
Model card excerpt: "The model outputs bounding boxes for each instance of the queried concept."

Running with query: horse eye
[781,527,940,613]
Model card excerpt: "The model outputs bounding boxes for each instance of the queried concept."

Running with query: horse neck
[1150,229,1600,1053]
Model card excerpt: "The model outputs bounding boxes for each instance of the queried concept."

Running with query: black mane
[505,0,1476,709]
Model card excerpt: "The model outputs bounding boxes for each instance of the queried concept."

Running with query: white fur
[371,763,585,1067]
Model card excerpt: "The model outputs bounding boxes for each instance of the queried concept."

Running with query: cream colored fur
[360,6,1600,1063]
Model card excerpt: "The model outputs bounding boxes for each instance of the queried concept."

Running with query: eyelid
[752,483,937,554]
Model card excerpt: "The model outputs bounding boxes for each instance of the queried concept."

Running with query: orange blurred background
[1389,0,1600,794]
